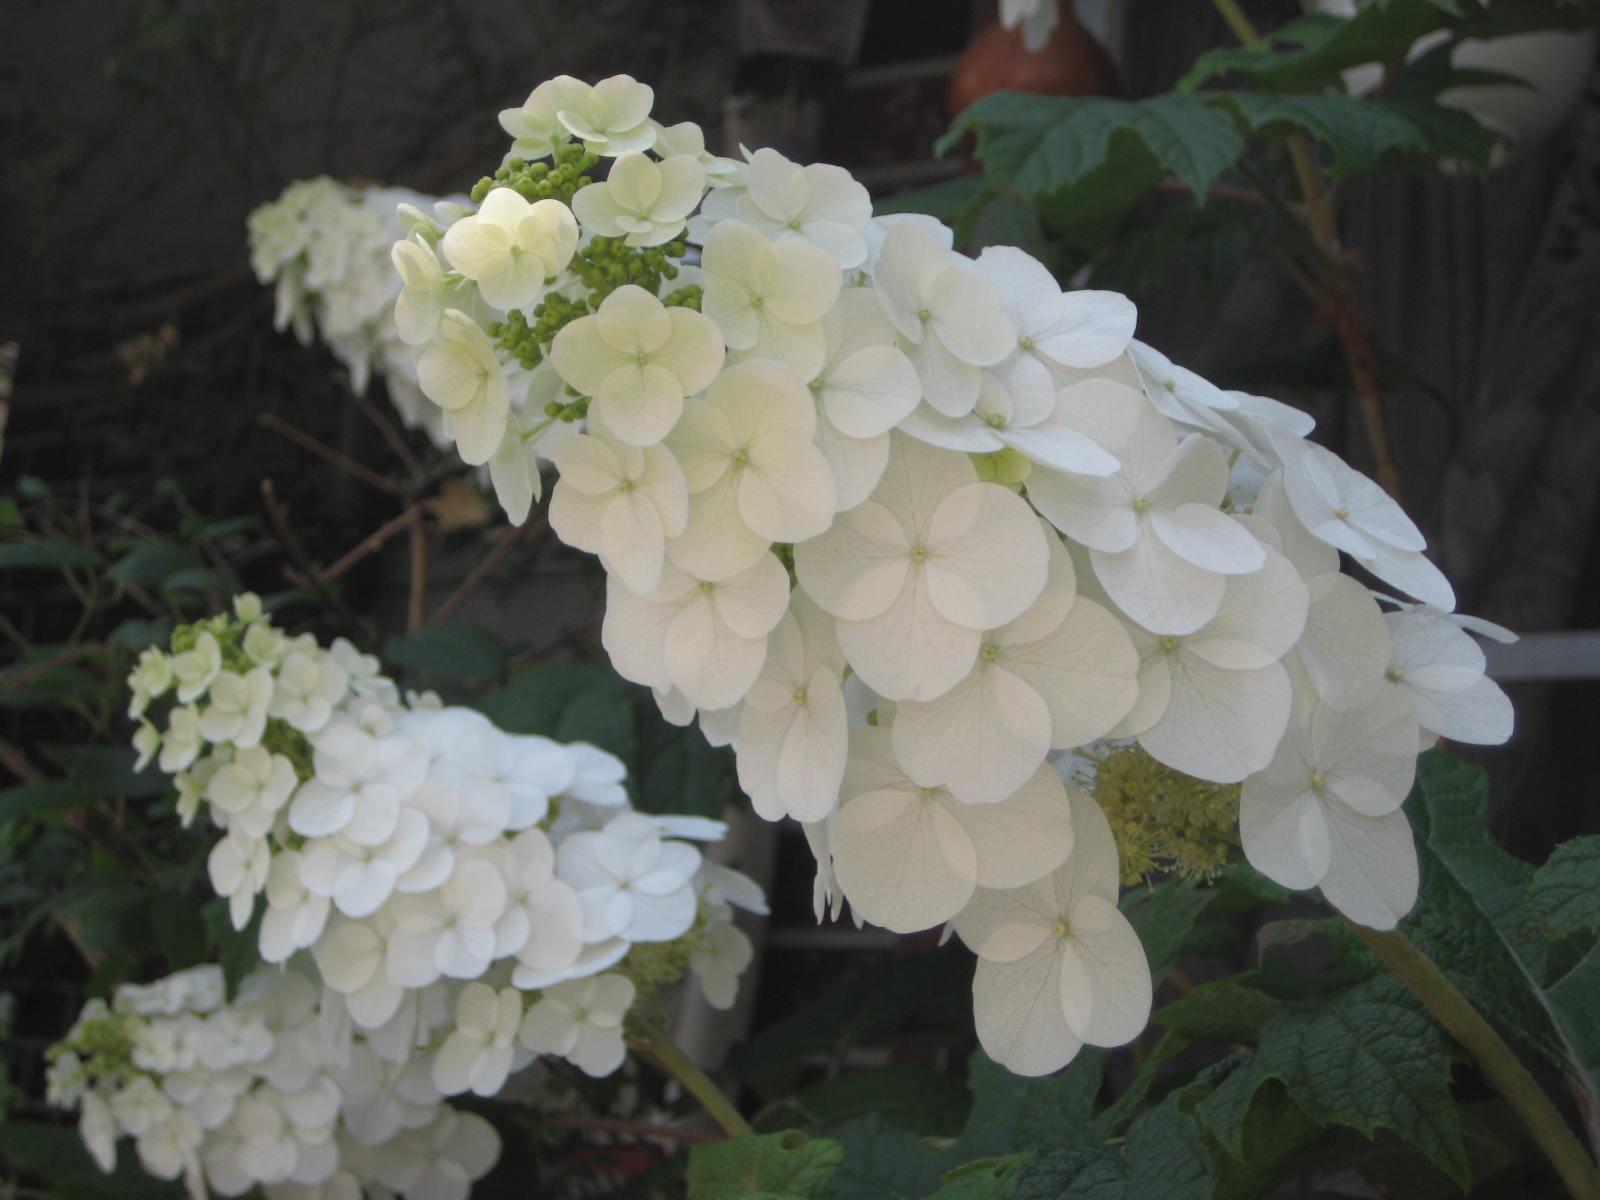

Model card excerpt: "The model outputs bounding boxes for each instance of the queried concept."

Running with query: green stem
[1346,921,1600,1200]
[629,1016,753,1140]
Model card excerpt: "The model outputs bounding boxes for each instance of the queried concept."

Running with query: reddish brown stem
[258,412,404,499]
[317,506,422,586]
[430,517,544,625]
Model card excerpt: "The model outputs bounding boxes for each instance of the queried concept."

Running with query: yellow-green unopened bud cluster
[1090,745,1239,885]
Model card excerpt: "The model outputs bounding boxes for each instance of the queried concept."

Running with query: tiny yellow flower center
[981,645,997,662]
[792,687,808,705]
[1018,335,1035,351]
[1160,635,1181,652]
[732,448,750,467]
[1385,665,1403,682]
[909,544,928,562]
[1052,919,1071,938]
[1334,506,1350,520]
[986,412,1007,429]
[1310,772,1327,792]
[917,306,932,322]
[1132,496,1151,512]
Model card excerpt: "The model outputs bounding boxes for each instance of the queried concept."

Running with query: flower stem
[629,1017,753,1140]
[1345,920,1600,1200]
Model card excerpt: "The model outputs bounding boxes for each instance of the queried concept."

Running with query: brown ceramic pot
[949,3,1121,118]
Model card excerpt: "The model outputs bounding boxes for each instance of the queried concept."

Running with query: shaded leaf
[1181,8,1448,93]
[1402,751,1571,1079]
[686,1131,845,1200]
[762,1065,971,1137]
[383,623,508,682]
[1520,835,1600,940]
[0,539,101,570]
[107,541,203,587]
[1121,879,1218,978]
[952,1047,1103,1161]
[1154,977,1293,1044]
[946,92,1243,206]
[0,781,96,826]
[1216,92,1429,174]
[928,1156,1025,1200]
[829,1114,948,1200]
[1204,997,1470,1187]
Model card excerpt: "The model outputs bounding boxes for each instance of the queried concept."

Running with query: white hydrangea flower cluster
[98,596,766,1186]
[392,74,1514,1076]
[247,176,468,446]
[48,962,500,1200]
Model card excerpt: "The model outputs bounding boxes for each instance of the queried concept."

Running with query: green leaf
[161,565,240,596]
[927,1156,1024,1200]
[762,1065,971,1137]
[1402,751,1571,1078]
[633,719,736,818]
[686,1131,845,1200]
[1181,6,1449,93]
[1010,1095,1216,1199]
[1012,1147,1125,1200]
[876,174,994,219]
[1120,879,1218,978]
[1188,1069,1322,1200]
[109,618,171,654]
[829,1114,948,1200]
[948,92,1244,204]
[0,781,95,826]
[0,1122,180,1200]
[383,623,509,683]
[1520,835,1600,939]
[951,1047,1103,1161]
[42,743,168,797]
[482,662,627,735]
[1209,997,1471,1187]
[107,541,204,587]
[1154,976,1293,1044]
[1122,1094,1220,1200]
[0,538,101,570]
[1213,92,1429,174]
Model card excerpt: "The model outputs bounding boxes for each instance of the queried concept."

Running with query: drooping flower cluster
[247,177,468,446]
[85,597,765,1191]
[392,74,1515,1075]
[49,963,499,1200]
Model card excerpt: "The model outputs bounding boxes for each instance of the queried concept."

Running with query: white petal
[1001,596,1140,749]
[1318,805,1418,931]
[1092,534,1227,636]
[1059,895,1152,1046]
[833,786,976,932]
[1140,655,1291,783]
[973,949,1082,1076]
[1240,785,1332,890]
[924,483,1049,631]
[835,578,979,702]
[891,660,1050,806]
[945,762,1074,889]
